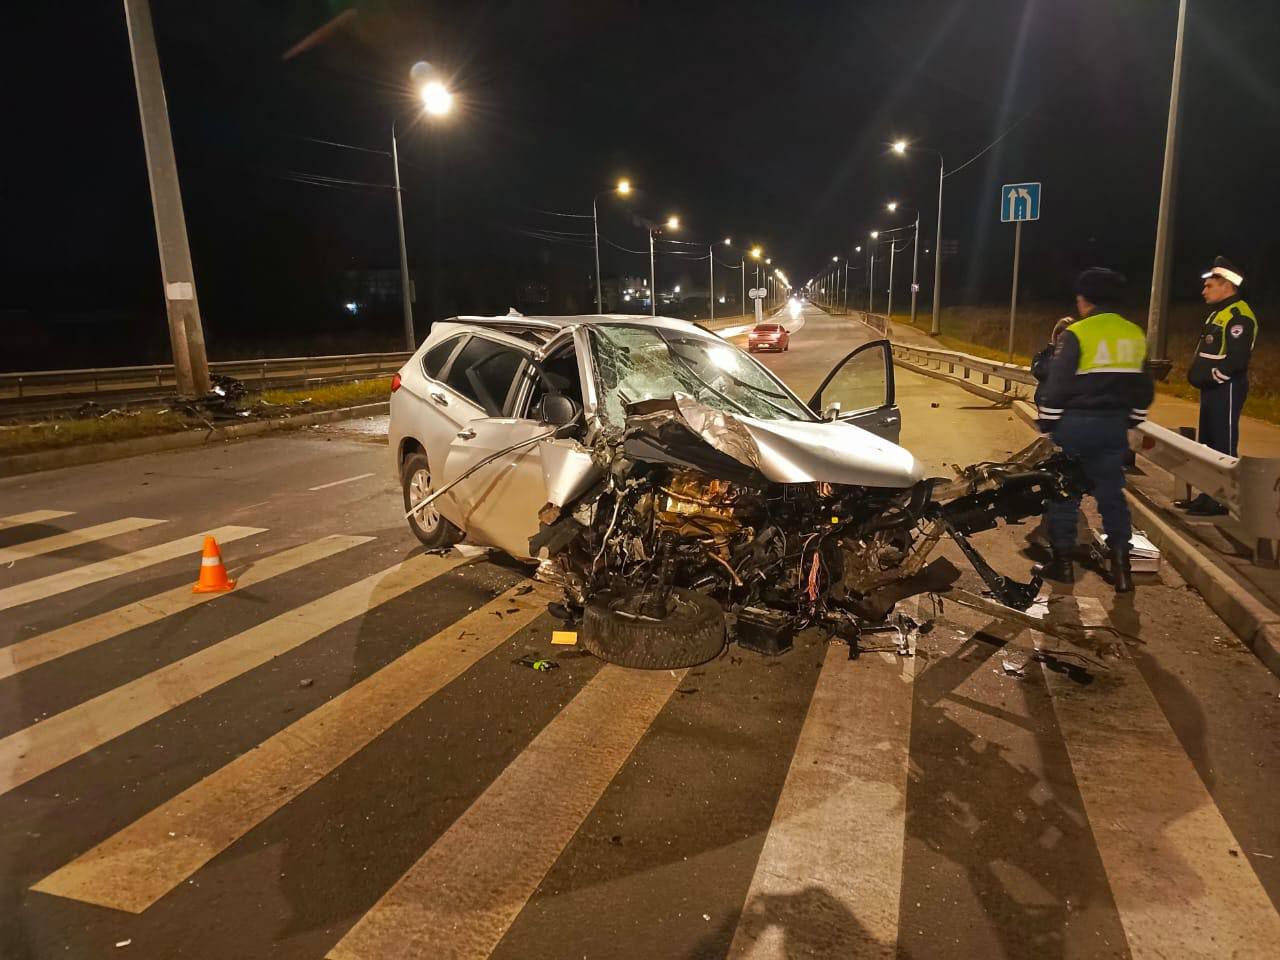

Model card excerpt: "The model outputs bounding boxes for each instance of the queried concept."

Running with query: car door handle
[430,391,448,406]
[456,428,476,440]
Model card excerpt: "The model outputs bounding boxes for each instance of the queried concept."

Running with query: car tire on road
[581,588,726,669]
[401,452,462,548]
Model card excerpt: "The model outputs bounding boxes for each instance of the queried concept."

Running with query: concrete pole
[649,230,657,317]
[123,0,209,396]
[887,242,897,320]
[740,260,745,318]
[931,156,945,336]
[709,245,715,320]
[391,123,416,351]
[1146,0,1188,376]
[869,250,876,314]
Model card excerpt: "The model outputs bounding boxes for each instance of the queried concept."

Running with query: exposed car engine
[532,396,1090,669]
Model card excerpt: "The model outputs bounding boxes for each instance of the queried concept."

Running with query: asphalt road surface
[2,304,1279,959]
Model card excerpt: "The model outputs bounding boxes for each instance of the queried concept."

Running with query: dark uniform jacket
[1187,294,1257,389]
[1037,309,1155,433]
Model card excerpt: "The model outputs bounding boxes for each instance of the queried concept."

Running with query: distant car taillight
[391,373,402,393]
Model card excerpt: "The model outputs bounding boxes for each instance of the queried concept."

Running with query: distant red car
[747,323,789,352]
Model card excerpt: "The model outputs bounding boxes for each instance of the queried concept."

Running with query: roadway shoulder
[0,402,389,479]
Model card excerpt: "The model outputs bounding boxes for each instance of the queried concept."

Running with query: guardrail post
[1176,426,1197,500]
[16,376,22,399]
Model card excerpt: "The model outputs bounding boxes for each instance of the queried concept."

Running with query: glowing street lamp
[616,178,632,195]
[892,140,907,155]
[420,80,453,116]
[886,201,898,213]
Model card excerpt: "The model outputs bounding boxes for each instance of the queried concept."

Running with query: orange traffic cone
[192,536,236,593]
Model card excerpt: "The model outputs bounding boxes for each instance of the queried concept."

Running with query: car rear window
[422,336,464,379]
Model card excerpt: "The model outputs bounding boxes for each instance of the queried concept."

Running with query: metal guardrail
[0,352,413,404]
[889,340,1280,566]
[855,311,889,335]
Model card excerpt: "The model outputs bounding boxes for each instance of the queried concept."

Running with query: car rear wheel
[580,588,726,669]
[401,452,462,548]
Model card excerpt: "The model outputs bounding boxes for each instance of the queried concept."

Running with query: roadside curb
[1,402,389,479]
[1007,395,1280,677]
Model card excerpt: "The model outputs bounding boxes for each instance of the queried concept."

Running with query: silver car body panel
[391,314,919,559]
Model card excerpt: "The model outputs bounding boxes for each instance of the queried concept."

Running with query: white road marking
[0,510,74,529]
[0,551,471,796]
[308,473,376,492]
[0,526,264,613]
[1038,599,1280,958]
[0,517,166,565]
[33,581,554,913]
[327,664,683,960]
[0,535,373,680]
[727,644,914,959]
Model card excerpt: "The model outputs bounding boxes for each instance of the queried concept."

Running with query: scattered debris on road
[514,655,559,672]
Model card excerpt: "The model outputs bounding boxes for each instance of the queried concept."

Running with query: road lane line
[726,644,914,959]
[0,510,74,529]
[1038,599,1280,958]
[327,664,684,960]
[308,473,376,491]
[33,580,554,913]
[0,551,471,796]
[0,526,264,613]
[0,535,374,681]
[0,517,167,564]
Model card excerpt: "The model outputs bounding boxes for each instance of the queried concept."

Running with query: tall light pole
[393,77,453,351]
[885,202,921,326]
[593,179,631,313]
[1146,0,1188,377]
[123,0,210,396]
[893,140,946,336]
[649,215,680,317]
[868,231,879,313]
[708,244,715,320]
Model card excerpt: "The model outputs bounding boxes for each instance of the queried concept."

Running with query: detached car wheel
[581,588,726,669]
[401,452,461,548]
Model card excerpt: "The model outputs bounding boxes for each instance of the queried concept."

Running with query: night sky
[4,1,1279,366]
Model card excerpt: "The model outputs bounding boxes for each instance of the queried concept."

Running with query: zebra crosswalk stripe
[0,525,265,613]
[0,517,166,564]
[1035,599,1280,958]
[726,642,914,959]
[33,580,556,913]
[0,550,471,796]
[0,534,374,680]
[0,509,74,529]
[327,664,684,960]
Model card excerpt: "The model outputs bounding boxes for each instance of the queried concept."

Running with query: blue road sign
[1000,182,1041,222]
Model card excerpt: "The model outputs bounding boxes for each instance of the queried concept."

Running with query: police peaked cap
[1201,255,1243,287]
[1074,267,1127,305]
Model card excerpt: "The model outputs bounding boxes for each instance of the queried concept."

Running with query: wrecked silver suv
[391,314,1087,669]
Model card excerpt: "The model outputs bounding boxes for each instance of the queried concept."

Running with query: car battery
[734,605,795,656]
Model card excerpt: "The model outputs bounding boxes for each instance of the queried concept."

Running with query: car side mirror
[539,393,580,429]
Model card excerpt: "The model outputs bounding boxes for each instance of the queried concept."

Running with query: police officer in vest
[1037,268,1155,592]
[1175,256,1257,516]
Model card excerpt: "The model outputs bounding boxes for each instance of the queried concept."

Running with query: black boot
[1110,546,1134,593]
[1039,546,1075,584]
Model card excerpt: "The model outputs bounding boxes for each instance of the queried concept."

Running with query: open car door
[807,339,900,443]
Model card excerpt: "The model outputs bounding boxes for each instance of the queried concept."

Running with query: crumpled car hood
[624,394,925,488]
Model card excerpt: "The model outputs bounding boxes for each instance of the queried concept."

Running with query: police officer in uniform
[1176,256,1257,516]
[1037,268,1155,592]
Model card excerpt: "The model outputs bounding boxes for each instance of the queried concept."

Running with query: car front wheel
[401,452,462,548]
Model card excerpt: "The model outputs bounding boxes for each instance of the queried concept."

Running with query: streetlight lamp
[392,72,455,351]
[892,139,946,335]
[593,178,632,313]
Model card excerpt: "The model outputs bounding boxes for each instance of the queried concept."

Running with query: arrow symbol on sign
[1007,188,1019,220]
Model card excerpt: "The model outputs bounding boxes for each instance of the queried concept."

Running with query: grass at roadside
[891,303,1280,425]
[0,377,393,457]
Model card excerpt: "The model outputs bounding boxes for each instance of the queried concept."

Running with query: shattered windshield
[589,325,815,426]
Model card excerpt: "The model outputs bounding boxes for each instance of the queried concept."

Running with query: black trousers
[1198,375,1248,457]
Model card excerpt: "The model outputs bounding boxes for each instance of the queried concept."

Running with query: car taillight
[391,373,402,393]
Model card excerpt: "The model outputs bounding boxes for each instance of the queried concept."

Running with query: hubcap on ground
[408,468,441,531]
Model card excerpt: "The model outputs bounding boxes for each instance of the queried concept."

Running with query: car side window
[444,337,527,416]
[525,344,583,419]
[422,336,464,380]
